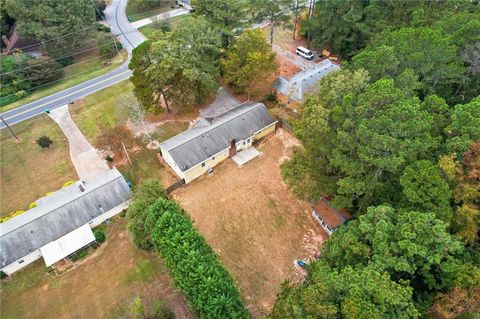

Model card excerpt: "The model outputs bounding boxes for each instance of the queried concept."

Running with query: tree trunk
[307,0,314,49]
[293,0,299,40]
[161,89,170,113]
[270,13,275,46]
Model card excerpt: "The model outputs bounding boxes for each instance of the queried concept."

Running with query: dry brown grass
[172,129,325,317]
[0,115,77,217]
[0,218,195,319]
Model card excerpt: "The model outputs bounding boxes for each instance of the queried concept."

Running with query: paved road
[0,0,145,128]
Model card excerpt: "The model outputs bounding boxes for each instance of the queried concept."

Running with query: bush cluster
[146,198,250,319]
[127,180,249,318]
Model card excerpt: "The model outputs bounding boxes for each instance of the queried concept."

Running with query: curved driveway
[0,0,146,127]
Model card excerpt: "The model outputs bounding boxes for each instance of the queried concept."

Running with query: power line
[0,56,127,102]
[1,49,121,88]
[1,36,120,77]
[11,25,99,52]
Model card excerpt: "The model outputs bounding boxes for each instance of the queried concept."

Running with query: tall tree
[272,263,419,319]
[5,0,95,63]
[222,29,277,98]
[249,0,295,46]
[444,97,480,155]
[352,27,465,103]
[191,0,247,46]
[400,160,453,223]
[129,17,222,113]
[284,77,439,212]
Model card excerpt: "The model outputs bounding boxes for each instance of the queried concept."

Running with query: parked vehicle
[296,46,314,60]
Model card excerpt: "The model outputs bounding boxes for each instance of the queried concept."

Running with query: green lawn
[138,14,188,38]
[1,49,127,112]
[126,0,177,22]
[69,80,133,141]
[0,115,77,217]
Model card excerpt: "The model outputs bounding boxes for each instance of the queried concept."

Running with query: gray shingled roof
[160,102,276,172]
[0,169,131,267]
[276,59,340,101]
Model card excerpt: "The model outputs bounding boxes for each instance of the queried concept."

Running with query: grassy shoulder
[126,0,177,22]
[0,114,77,217]
[1,49,127,112]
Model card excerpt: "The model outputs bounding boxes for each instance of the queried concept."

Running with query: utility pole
[0,116,19,142]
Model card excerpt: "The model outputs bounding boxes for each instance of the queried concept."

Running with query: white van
[296,46,314,60]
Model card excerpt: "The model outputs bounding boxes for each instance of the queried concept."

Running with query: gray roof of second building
[160,102,276,172]
[0,169,131,267]
[276,59,340,101]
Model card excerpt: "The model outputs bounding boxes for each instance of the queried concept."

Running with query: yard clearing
[0,115,77,217]
[0,218,195,319]
[172,129,325,316]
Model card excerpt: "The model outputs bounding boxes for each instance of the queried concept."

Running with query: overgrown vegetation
[127,180,250,318]
[274,1,480,317]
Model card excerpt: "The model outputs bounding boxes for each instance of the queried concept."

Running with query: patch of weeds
[267,194,285,228]
[122,258,161,286]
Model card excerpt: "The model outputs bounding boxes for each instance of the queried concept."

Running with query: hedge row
[146,198,250,319]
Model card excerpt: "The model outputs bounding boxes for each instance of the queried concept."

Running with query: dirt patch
[0,219,195,319]
[172,129,324,317]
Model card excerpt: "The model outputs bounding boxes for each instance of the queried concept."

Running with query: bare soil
[0,219,195,319]
[171,129,325,317]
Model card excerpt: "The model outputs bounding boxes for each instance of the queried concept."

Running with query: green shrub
[127,179,166,250]
[94,229,106,243]
[36,135,53,148]
[148,198,249,318]
[95,23,110,32]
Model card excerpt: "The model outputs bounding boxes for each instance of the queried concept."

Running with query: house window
[18,259,25,264]
[201,162,205,167]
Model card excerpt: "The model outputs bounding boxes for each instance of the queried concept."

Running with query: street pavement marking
[2,70,131,121]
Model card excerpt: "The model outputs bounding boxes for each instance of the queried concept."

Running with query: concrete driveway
[49,106,109,181]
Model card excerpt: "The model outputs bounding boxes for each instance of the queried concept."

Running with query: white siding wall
[1,249,42,276]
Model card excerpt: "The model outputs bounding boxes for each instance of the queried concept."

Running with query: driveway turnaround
[49,106,110,181]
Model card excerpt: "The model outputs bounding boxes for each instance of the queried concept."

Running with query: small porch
[231,146,261,166]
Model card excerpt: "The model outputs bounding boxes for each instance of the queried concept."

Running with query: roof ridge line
[0,175,124,237]
[164,101,262,153]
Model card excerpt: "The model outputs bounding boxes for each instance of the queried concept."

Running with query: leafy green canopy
[305,0,476,58]
[271,205,467,319]
[192,0,248,44]
[129,17,222,113]
[5,0,95,60]
[127,179,166,250]
[222,29,277,97]
[400,160,453,223]
[352,27,465,103]
[285,73,441,212]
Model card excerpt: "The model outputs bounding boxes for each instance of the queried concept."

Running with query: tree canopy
[222,29,277,98]
[129,17,222,113]
[5,0,95,60]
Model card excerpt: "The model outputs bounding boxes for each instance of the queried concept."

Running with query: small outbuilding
[0,168,131,275]
[312,198,349,235]
[160,101,277,183]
